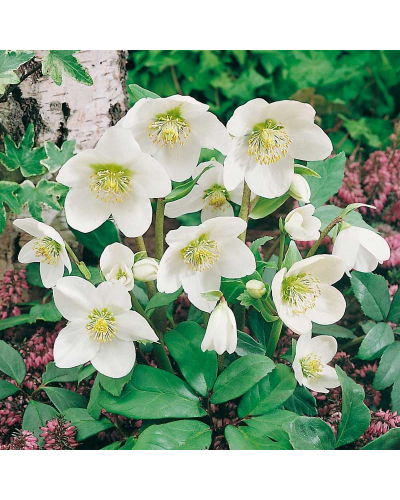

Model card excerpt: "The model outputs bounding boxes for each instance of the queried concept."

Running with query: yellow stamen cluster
[281,273,321,314]
[149,107,190,148]
[89,164,132,203]
[181,234,220,272]
[300,353,324,379]
[86,308,117,343]
[33,237,62,265]
[248,119,291,165]
[204,184,230,210]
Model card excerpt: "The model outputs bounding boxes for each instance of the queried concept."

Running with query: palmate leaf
[16,179,67,221]
[40,140,76,173]
[0,123,46,177]
[0,50,34,95]
[41,50,93,86]
[0,180,21,233]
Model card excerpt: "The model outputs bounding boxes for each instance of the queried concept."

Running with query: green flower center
[33,237,62,265]
[281,272,321,314]
[86,308,117,343]
[149,107,191,148]
[181,233,220,272]
[300,353,324,379]
[248,119,291,165]
[203,184,230,209]
[90,163,132,203]
[116,268,128,280]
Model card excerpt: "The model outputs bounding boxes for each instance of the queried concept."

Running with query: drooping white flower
[246,279,266,299]
[293,333,339,393]
[271,255,346,336]
[57,127,171,237]
[332,225,390,276]
[157,217,256,312]
[289,173,311,203]
[165,160,245,222]
[223,99,332,199]
[53,277,158,378]
[201,299,237,355]
[284,204,321,241]
[100,243,135,291]
[120,95,232,182]
[132,258,159,282]
[13,218,71,288]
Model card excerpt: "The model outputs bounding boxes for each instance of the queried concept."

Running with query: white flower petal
[245,155,294,199]
[295,333,313,358]
[287,255,345,285]
[53,276,96,320]
[157,248,184,294]
[18,239,41,264]
[54,320,100,368]
[292,358,304,386]
[201,216,247,244]
[195,160,222,187]
[358,228,391,263]
[332,227,360,274]
[227,98,271,136]
[266,100,316,124]
[64,187,111,233]
[116,310,158,342]
[180,268,221,313]
[353,245,379,273]
[278,305,313,336]
[223,137,248,191]
[201,201,234,222]
[57,149,106,187]
[310,335,338,364]
[37,222,65,246]
[129,152,171,198]
[40,260,65,288]
[307,284,346,325]
[287,122,333,161]
[13,218,42,238]
[94,281,132,315]
[111,187,152,238]
[217,239,256,278]
[191,112,232,155]
[164,186,205,219]
[60,248,72,273]
[201,303,237,355]
[91,339,136,379]
[94,126,141,164]
[100,243,135,275]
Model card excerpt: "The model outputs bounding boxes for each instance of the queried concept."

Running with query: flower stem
[278,232,286,269]
[134,236,147,255]
[263,237,280,262]
[238,182,251,243]
[342,335,365,351]
[217,353,225,373]
[266,319,283,358]
[155,199,165,260]
[306,216,342,258]
[64,241,91,280]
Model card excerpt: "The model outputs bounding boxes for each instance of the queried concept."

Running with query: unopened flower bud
[246,279,266,299]
[132,258,159,282]
[289,173,311,203]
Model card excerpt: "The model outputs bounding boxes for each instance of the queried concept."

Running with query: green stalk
[217,353,225,373]
[266,319,283,358]
[64,241,91,280]
[277,232,285,269]
[306,216,342,258]
[238,182,251,243]
[155,199,165,260]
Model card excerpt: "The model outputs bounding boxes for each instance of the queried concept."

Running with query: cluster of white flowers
[13,94,391,392]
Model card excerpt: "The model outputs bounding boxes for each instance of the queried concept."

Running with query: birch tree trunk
[0,50,128,277]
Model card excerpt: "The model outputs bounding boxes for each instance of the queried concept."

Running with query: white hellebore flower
[289,173,311,203]
[13,218,71,288]
[100,243,135,291]
[332,225,390,276]
[132,258,159,282]
[223,99,332,199]
[272,255,346,336]
[293,333,339,393]
[165,160,244,222]
[121,95,232,182]
[157,217,256,312]
[201,299,237,355]
[284,205,321,241]
[57,127,171,237]
[53,277,158,378]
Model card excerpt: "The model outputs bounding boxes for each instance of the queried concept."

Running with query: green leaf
[388,287,400,324]
[282,241,302,270]
[307,153,346,208]
[211,354,275,404]
[236,331,266,357]
[71,219,120,258]
[357,322,394,360]
[145,288,182,315]
[29,300,62,323]
[78,363,96,385]
[249,236,274,256]
[128,84,160,102]
[99,365,206,419]
[248,309,272,348]
[0,181,21,233]
[391,378,400,413]
[0,50,34,95]
[17,179,65,220]
[225,424,288,450]
[164,321,217,396]
[283,384,317,416]
[312,323,356,339]
[335,366,370,448]
[0,123,46,177]
[98,369,133,397]
[87,376,102,420]
[361,428,400,450]
[293,165,321,178]
[245,408,298,448]
[238,364,297,417]
[0,340,26,384]
[42,362,83,384]
[0,314,30,331]
[0,378,20,399]
[314,205,375,233]
[133,420,212,450]
[165,164,214,203]
[43,387,88,412]
[101,441,122,450]
[41,50,93,86]
[250,193,290,220]
[350,271,391,322]
[220,278,246,304]
[373,342,400,390]
[236,291,277,322]
[63,408,114,441]
[286,416,336,450]
[40,140,75,173]
[22,400,57,440]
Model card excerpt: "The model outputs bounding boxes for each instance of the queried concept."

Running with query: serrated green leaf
[17,179,65,220]
[87,376,102,420]
[0,340,26,384]
[307,153,346,208]
[250,193,290,220]
[43,386,88,412]
[165,164,213,203]
[388,287,400,324]
[391,377,400,413]
[63,408,114,441]
[357,322,394,360]
[0,378,20,399]
[42,362,83,384]
[0,50,34,95]
[373,342,400,390]
[98,369,133,397]
[225,424,288,450]
[312,323,356,339]
[350,271,391,321]
[0,181,21,233]
[282,240,302,270]
[293,165,321,178]
[42,50,93,86]
[41,140,75,173]
[128,84,160,102]
[286,416,336,450]
[29,300,62,323]
[283,384,317,416]
[145,288,182,315]
[236,330,266,357]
